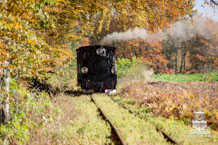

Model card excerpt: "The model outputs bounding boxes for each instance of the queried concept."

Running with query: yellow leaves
[14,22,22,31]
[0,1,64,80]
[0,40,8,66]
[213,109,218,120]
[203,108,212,117]
[0,0,195,81]
[47,0,194,42]
[26,39,37,44]
[5,23,14,30]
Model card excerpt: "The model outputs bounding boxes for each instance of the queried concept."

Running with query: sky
[194,0,218,22]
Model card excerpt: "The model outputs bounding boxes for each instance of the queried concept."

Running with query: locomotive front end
[76,45,117,93]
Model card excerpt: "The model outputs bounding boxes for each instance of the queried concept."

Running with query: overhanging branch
[210,0,218,5]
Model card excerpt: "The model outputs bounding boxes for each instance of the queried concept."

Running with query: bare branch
[210,0,218,5]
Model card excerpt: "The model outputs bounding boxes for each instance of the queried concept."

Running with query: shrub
[116,56,142,78]
[46,65,77,92]
[0,79,59,144]
[116,56,153,90]
[120,81,218,130]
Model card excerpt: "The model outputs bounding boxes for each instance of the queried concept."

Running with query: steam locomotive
[76,45,117,93]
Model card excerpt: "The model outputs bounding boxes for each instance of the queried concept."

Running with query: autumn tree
[90,0,194,43]
[0,0,195,81]
[161,16,218,73]
[0,0,61,80]
[113,39,169,73]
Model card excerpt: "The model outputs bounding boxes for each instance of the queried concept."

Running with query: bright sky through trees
[194,0,218,21]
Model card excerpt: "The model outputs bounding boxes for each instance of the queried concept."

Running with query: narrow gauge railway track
[108,95,181,145]
[90,95,127,145]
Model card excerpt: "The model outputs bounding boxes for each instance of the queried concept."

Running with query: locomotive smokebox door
[76,45,117,93]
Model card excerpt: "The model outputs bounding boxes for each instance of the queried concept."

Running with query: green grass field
[154,72,218,82]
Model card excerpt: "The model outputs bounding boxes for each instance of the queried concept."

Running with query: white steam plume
[100,28,148,45]
[100,15,216,45]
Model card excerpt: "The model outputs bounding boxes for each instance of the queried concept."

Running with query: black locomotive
[76,45,117,93]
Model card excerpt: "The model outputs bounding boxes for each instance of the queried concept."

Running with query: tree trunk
[0,70,10,124]
[180,50,186,74]
[0,103,9,124]
[0,104,6,123]
[179,52,183,73]
[175,51,178,74]
[183,51,186,73]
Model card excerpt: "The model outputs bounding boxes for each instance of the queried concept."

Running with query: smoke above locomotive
[76,45,117,93]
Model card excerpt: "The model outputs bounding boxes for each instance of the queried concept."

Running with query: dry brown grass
[27,94,114,145]
[27,93,77,145]
[120,81,218,130]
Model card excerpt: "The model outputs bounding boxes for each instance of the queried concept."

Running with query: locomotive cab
[76,45,117,93]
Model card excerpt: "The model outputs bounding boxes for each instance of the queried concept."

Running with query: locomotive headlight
[81,67,88,74]
[96,48,106,56]
[111,67,117,74]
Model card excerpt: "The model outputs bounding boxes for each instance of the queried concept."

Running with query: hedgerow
[0,79,59,144]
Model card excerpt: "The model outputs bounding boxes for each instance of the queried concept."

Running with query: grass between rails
[92,94,169,145]
[29,95,113,145]
[154,72,218,82]
[112,96,218,145]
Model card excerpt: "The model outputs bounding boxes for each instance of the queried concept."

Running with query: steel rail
[109,96,181,145]
[90,95,127,145]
